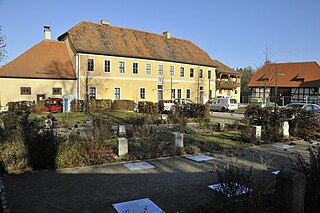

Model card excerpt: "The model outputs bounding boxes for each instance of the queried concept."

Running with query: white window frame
[139,87,146,100]
[180,67,185,78]
[104,59,111,73]
[208,70,212,80]
[89,86,97,99]
[87,58,95,72]
[177,88,182,99]
[170,66,174,77]
[114,87,121,100]
[158,64,164,76]
[119,61,125,74]
[146,63,152,75]
[133,62,139,75]
[186,88,191,99]
[190,68,194,78]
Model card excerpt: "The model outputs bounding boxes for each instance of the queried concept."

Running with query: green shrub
[0,136,29,174]
[55,141,85,168]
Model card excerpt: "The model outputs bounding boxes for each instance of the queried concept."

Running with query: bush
[7,101,34,112]
[289,109,320,139]
[0,111,30,173]
[112,100,135,111]
[0,137,29,174]
[243,105,284,143]
[137,101,158,113]
[24,129,59,170]
[294,146,320,212]
[56,140,115,169]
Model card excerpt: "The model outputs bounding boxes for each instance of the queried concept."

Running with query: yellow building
[213,60,242,103]
[0,38,77,110]
[0,20,241,110]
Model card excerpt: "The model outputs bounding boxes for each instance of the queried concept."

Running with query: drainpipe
[76,53,81,100]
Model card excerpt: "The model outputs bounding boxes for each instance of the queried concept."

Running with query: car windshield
[230,99,237,104]
[286,104,304,108]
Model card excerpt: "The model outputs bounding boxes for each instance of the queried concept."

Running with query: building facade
[213,59,241,103]
[0,20,241,110]
[248,62,320,105]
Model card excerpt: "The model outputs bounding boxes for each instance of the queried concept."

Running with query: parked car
[44,98,62,113]
[285,103,320,111]
[174,98,194,106]
[158,100,175,112]
[208,96,238,112]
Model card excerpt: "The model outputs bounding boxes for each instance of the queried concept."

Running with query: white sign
[186,155,214,162]
[123,162,155,171]
[113,198,165,213]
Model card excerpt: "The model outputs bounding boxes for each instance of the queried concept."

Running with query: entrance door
[37,94,46,101]
[199,87,204,103]
[157,90,163,101]
[157,85,163,101]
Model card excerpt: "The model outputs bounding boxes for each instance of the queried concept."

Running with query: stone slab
[186,155,214,162]
[208,183,251,197]
[123,162,155,171]
[113,198,164,213]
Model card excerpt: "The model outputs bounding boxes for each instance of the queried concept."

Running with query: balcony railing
[216,81,240,89]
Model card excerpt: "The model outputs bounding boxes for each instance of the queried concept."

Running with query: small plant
[293,145,320,212]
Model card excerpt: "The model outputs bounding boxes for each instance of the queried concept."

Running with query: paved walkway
[3,140,312,212]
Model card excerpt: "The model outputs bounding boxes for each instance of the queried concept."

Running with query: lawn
[28,110,153,127]
[185,131,250,149]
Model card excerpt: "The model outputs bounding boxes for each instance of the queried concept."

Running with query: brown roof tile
[0,40,76,79]
[248,61,320,87]
[212,59,241,75]
[58,21,216,67]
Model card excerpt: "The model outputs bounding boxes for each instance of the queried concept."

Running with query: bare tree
[0,26,7,66]
[81,56,97,113]
[263,46,272,100]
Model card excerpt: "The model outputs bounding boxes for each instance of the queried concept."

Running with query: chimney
[44,26,51,40]
[100,20,110,26]
[163,31,171,39]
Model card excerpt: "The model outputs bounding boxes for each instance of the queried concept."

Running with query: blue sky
[1,0,319,69]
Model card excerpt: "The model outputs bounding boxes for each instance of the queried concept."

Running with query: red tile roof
[248,61,320,88]
[0,40,76,79]
[212,59,241,75]
[58,21,216,67]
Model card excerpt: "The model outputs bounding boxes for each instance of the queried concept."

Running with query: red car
[44,98,62,113]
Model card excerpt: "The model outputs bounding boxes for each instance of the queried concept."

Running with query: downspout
[214,67,217,99]
[76,53,81,100]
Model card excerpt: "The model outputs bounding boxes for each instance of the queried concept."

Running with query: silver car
[285,103,320,111]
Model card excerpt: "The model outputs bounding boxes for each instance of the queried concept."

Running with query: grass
[97,110,142,124]
[185,131,250,149]
[28,110,149,127]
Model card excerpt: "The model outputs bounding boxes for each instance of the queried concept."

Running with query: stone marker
[283,121,290,138]
[276,169,306,213]
[161,114,168,120]
[117,137,128,157]
[217,122,225,131]
[0,120,4,129]
[251,125,261,140]
[45,118,53,128]
[172,132,183,148]
[118,125,126,137]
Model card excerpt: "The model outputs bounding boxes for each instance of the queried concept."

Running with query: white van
[208,96,238,112]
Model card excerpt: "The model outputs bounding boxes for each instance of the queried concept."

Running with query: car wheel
[221,107,227,112]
